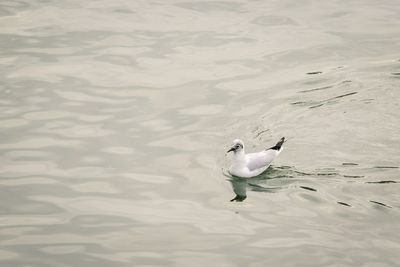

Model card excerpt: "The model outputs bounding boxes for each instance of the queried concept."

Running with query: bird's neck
[232,150,246,165]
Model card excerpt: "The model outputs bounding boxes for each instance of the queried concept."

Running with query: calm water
[1,0,400,266]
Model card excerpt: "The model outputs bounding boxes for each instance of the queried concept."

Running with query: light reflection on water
[1,0,400,266]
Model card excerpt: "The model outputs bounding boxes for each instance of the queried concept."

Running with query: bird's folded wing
[246,150,279,171]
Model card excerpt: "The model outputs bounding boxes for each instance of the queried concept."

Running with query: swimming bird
[227,137,285,178]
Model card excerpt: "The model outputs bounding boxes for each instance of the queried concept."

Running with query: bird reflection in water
[228,177,279,202]
[225,166,294,202]
[229,178,248,202]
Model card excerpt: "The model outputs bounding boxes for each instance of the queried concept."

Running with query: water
[1,0,400,266]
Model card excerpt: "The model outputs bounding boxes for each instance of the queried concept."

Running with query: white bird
[227,137,285,178]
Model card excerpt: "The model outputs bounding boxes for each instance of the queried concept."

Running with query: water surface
[1,0,400,266]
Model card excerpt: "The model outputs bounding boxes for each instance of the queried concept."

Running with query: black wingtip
[269,137,285,151]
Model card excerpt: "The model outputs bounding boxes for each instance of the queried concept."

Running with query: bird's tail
[269,137,285,151]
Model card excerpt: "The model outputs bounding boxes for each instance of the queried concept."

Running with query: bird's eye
[235,145,240,149]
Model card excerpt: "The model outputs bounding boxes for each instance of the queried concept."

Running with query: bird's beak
[227,147,234,153]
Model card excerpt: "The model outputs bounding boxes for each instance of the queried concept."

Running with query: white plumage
[227,137,285,178]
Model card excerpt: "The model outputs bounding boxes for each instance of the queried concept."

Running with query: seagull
[227,137,285,178]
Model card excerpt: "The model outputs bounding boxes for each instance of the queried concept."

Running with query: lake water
[1,0,400,266]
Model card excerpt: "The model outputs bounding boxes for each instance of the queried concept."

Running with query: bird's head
[227,139,244,153]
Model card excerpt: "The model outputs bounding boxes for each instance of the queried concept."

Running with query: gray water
[1,0,400,266]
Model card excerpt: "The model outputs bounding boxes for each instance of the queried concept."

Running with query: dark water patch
[337,201,351,207]
[291,101,307,105]
[300,186,317,192]
[370,200,392,208]
[299,85,332,93]
[306,71,322,75]
[391,72,400,76]
[309,103,324,109]
[290,100,324,108]
[272,175,294,179]
[316,172,339,176]
[374,166,399,169]
[366,180,397,184]
[343,175,364,178]
[342,162,358,166]
[328,92,358,100]
[294,170,313,176]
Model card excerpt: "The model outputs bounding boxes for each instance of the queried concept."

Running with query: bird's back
[246,149,280,172]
